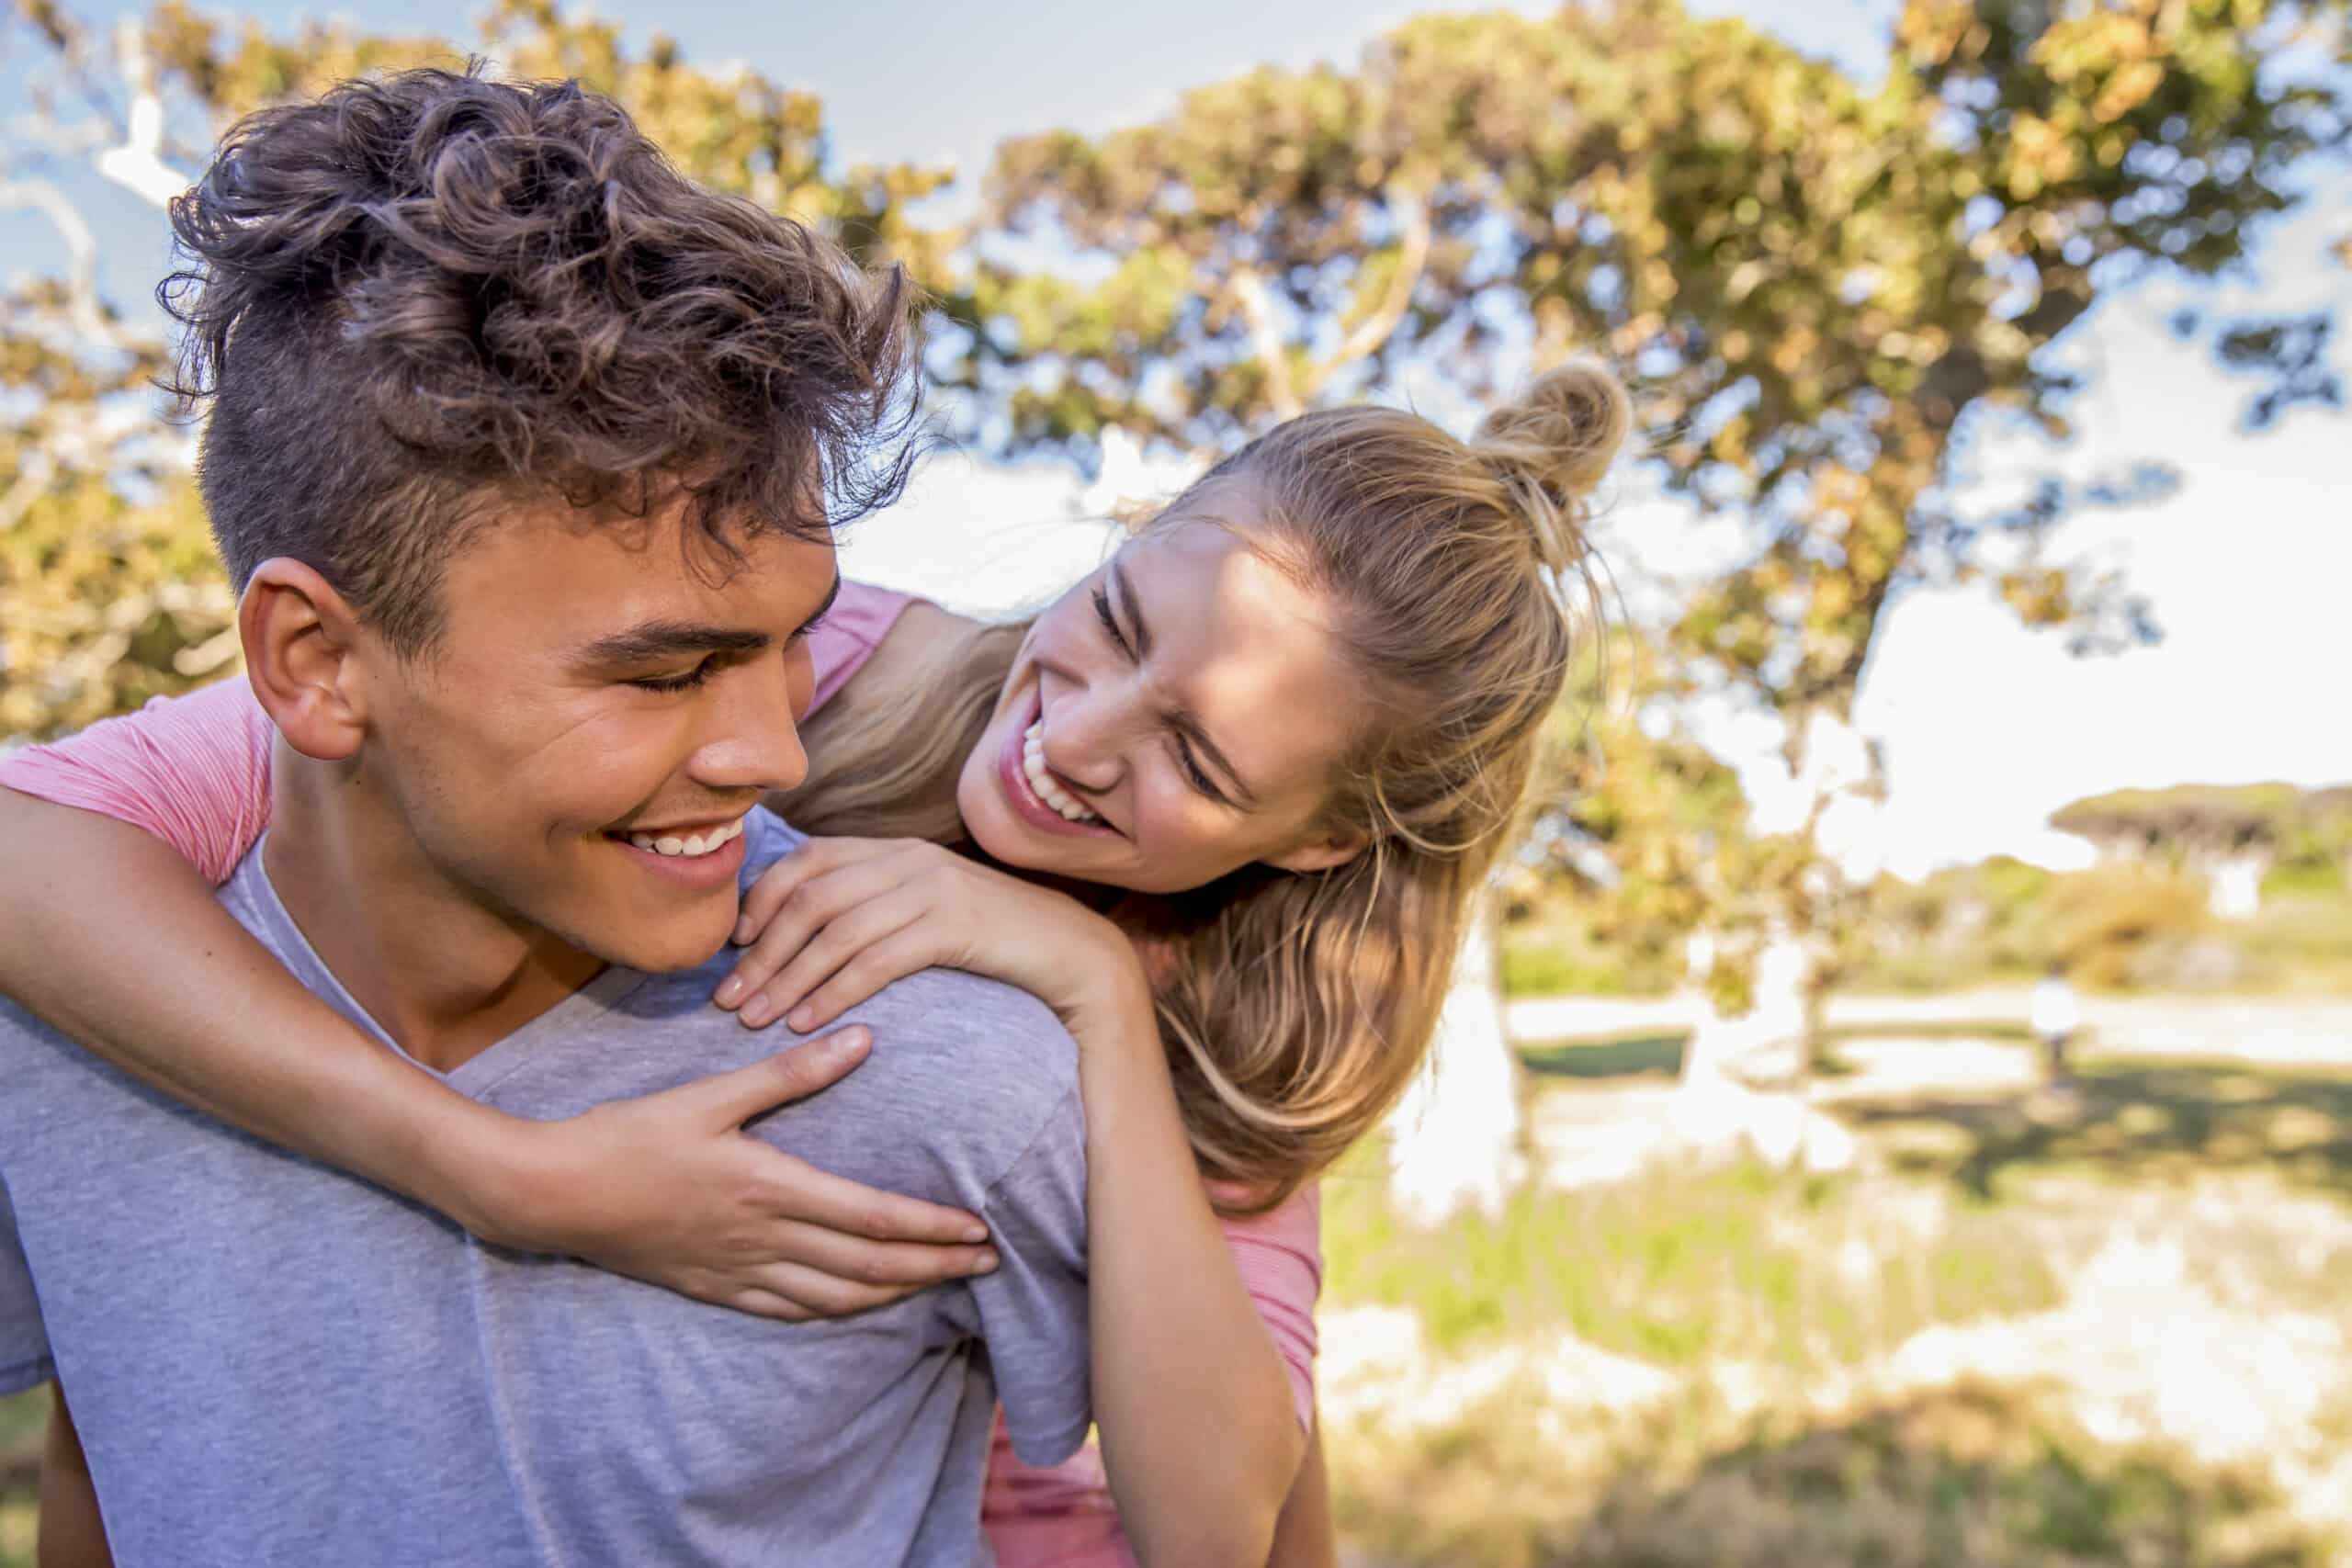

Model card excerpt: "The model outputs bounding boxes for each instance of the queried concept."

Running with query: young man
[0,69,1090,1565]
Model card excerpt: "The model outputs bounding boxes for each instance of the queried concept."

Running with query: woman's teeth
[627,816,746,858]
[1022,721,1101,824]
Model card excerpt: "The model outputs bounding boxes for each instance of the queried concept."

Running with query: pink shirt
[0,578,1321,1566]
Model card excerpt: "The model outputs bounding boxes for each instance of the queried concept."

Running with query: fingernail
[740,1001,773,1028]
[963,1224,989,1244]
[830,1028,869,1055]
[732,922,752,945]
[715,976,743,1007]
[975,1250,1000,1273]
[786,1005,815,1032]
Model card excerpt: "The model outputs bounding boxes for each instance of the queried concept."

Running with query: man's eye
[630,660,715,694]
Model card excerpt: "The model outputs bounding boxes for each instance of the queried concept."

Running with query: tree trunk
[1670,924,1859,1173]
[2205,850,2270,920]
[1666,702,1884,1176]
[1386,897,1525,1225]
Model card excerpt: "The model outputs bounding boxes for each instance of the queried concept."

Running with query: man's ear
[1265,829,1370,876]
[239,558,372,761]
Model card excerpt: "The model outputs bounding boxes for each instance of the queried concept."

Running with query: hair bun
[1471,359,1632,573]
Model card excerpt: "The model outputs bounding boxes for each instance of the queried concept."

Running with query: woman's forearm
[1265,1416,1339,1568]
[0,788,520,1236]
[1072,972,1307,1566]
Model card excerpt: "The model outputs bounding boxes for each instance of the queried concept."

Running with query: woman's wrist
[1061,932,1159,1051]
[409,1098,568,1251]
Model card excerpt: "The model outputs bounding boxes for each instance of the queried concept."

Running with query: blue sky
[4,0,2344,874]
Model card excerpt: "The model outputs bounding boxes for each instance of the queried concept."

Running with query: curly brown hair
[163,65,921,655]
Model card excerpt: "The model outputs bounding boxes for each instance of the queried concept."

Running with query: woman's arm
[1071,968,1309,1566]
[727,837,1309,1562]
[0,787,997,1317]
[1266,1416,1339,1568]
[38,1386,111,1568]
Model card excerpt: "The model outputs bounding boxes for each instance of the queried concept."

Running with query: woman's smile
[993,686,1124,840]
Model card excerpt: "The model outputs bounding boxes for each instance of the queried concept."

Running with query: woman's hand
[712,836,1146,1039]
[472,1027,1001,1321]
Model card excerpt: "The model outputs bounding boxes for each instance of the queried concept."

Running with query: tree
[1,0,953,739]
[935,0,2352,1190]
[2053,781,2345,917]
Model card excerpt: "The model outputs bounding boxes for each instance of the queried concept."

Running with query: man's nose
[694,643,811,795]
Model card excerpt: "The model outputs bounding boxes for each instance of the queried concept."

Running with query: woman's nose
[1041,683,1130,794]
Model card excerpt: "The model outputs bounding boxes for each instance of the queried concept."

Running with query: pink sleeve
[805,581,917,717]
[1216,1181,1323,1432]
[0,676,276,888]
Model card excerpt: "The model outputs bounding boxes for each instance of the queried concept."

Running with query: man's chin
[572,898,740,976]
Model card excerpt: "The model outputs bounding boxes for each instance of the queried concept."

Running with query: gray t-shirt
[0,808,1090,1566]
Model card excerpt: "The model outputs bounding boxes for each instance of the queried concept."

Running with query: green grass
[1,1387,39,1568]
[1320,1053,2352,1567]
[1520,1032,1688,1077]
[1322,1151,2058,1366]
[1333,1381,2335,1568]
[1846,1055,2352,1201]
[1515,1020,2042,1082]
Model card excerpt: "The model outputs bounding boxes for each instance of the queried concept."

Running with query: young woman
[0,362,1629,1565]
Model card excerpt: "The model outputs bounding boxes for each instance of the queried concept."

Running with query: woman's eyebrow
[1170,703,1261,808]
[1111,561,1155,658]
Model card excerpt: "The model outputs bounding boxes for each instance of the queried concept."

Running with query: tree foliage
[1,0,950,737]
[2052,780,2348,851]
[943,0,2348,1007]
[6,0,2347,1028]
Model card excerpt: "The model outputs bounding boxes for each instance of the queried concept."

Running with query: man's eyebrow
[1114,563,1261,808]
[797,571,843,638]
[576,621,772,667]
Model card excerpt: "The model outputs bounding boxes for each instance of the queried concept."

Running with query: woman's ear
[239,558,372,761]
[1266,829,1369,875]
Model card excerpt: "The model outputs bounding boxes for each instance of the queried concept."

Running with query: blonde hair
[782,361,1632,1211]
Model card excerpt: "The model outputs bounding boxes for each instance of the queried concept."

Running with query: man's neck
[263,745,605,1073]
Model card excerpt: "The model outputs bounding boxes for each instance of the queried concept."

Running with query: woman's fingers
[750,1145,990,1246]
[750,1216,1001,1292]
[784,928,948,1032]
[717,854,903,1010]
[683,1028,872,1127]
[737,890,926,1029]
[730,836,863,943]
[727,1259,944,1321]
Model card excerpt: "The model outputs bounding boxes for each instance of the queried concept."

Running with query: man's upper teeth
[1022,721,1099,823]
[628,817,745,857]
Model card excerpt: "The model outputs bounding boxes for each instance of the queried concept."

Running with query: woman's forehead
[1116,523,1362,792]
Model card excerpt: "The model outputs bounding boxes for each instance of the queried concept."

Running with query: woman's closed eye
[1171,737,1227,803]
[1093,581,1236,807]
[1091,585,1131,658]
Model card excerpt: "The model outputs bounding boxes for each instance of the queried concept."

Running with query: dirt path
[1507,987,2352,1068]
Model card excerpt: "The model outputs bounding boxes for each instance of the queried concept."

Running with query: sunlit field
[12,1008,2348,1568]
[1312,1015,2352,1567]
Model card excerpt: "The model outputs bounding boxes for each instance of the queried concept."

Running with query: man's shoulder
[731,810,1082,1183]
[738,808,1075,1068]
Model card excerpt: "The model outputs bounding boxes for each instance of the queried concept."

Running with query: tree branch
[1303,187,1431,400]
[91,16,190,208]
[0,448,60,538]
[1228,265,1305,421]
[0,174,120,344]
